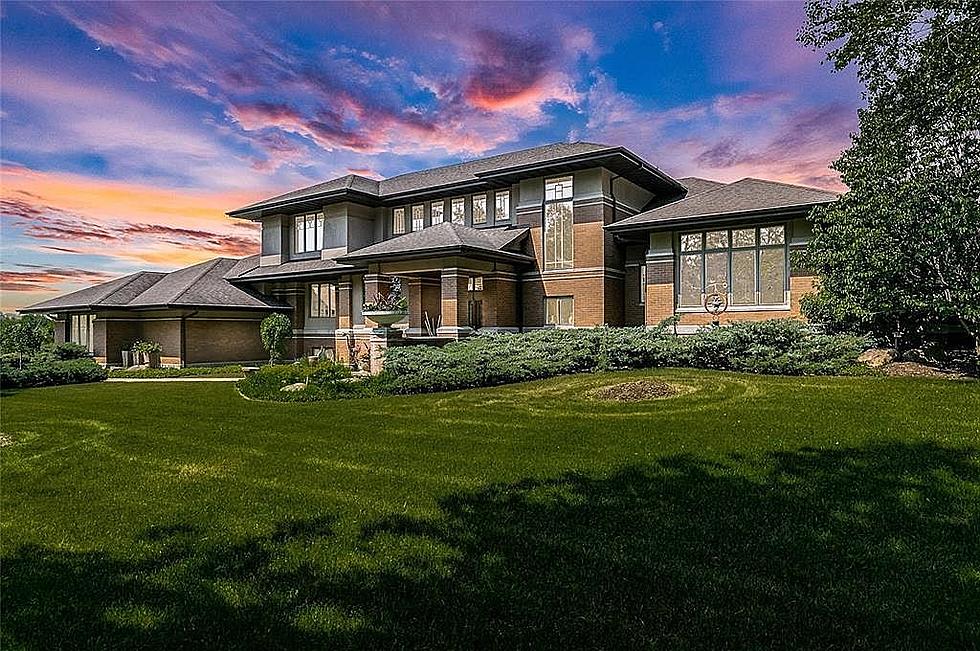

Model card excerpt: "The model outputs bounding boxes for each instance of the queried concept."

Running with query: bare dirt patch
[589,379,678,402]
[882,362,967,379]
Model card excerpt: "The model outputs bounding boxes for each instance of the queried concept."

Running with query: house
[20,142,838,366]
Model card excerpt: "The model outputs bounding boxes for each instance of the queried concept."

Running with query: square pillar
[436,268,472,338]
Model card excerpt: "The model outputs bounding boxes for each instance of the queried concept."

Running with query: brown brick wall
[624,265,645,326]
[140,319,182,362]
[102,319,140,365]
[522,275,607,327]
[185,318,267,364]
[645,260,676,325]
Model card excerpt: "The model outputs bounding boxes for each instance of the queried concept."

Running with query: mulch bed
[881,362,968,379]
[589,379,677,402]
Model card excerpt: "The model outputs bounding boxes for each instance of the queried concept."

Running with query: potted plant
[362,278,408,332]
[131,340,163,368]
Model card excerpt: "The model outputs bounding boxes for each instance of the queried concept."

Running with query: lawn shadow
[3,443,978,649]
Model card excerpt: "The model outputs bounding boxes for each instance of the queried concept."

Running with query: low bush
[237,360,384,402]
[109,365,243,379]
[1,357,108,389]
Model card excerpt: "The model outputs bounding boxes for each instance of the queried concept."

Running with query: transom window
[678,224,788,308]
[294,212,324,254]
[451,197,465,224]
[309,283,337,318]
[412,204,425,231]
[431,200,445,224]
[545,296,574,326]
[69,314,95,352]
[495,191,510,222]
[544,176,574,270]
[472,195,487,224]
[393,207,406,235]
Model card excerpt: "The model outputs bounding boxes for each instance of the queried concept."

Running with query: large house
[21,142,837,366]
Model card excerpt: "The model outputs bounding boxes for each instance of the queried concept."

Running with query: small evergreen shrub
[1,358,108,389]
[236,360,378,402]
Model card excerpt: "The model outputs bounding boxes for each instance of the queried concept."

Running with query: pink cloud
[1,265,115,293]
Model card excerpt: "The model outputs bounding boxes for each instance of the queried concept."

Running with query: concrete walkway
[107,377,241,382]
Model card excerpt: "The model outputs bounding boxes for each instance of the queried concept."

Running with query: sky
[0,1,863,311]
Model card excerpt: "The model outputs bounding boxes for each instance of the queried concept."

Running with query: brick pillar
[337,278,352,330]
[436,268,471,338]
[363,273,392,329]
[645,258,675,326]
[407,277,424,335]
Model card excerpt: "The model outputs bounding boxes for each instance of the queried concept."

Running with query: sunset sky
[0,1,862,311]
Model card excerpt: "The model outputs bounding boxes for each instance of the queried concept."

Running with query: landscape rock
[281,382,308,392]
[857,348,899,368]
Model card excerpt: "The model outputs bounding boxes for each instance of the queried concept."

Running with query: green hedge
[1,358,108,389]
[236,360,385,402]
[109,365,244,379]
[381,320,870,395]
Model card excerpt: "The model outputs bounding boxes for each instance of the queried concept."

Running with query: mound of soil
[590,379,677,402]
[882,362,966,379]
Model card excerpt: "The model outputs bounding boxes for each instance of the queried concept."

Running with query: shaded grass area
[2,370,978,649]
[108,365,243,378]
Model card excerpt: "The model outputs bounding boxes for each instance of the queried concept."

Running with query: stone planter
[362,310,407,335]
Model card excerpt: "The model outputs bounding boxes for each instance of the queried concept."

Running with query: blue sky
[0,1,863,310]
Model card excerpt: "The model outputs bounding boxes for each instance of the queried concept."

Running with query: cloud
[0,265,115,293]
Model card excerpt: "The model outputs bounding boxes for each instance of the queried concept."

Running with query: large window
[545,296,574,326]
[678,224,788,308]
[69,314,95,352]
[544,176,574,270]
[412,204,425,231]
[495,191,510,222]
[451,197,465,224]
[472,194,487,224]
[309,283,337,318]
[393,207,406,235]
[431,200,445,224]
[294,212,324,254]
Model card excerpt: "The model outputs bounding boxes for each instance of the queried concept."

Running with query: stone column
[363,273,392,329]
[335,277,353,364]
[436,268,472,338]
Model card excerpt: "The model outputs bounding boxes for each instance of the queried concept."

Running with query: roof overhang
[606,203,829,234]
[337,245,534,266]
[228,265,366,284]
[19,302,290,315]
[227,189,383,221]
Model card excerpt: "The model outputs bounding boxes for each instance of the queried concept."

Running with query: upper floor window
[412,204,425,231]
[544,176,574,270]
[451,197,465,224]
[545,176,573,201]
[495,191,510,222]
[431,200,445,224]
[393,207,406,235]
[678,224,788,308]
[294,212,324,254]
[309,283,337,318]
[467,276,484,291]
[472,195,487,224]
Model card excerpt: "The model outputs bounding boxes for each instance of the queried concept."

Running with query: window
[294,212,324,254]
[495,191,510,222]
[412,204,425,231]
[69,314,95,352]
[677,224,788,308]
[309,283,337,318]
[545,296,574,326]
[472,194,487,224]
[393,207,406,235]
[544,176,574,270]
[451,197,465,224]
[467,276,484,291]
[639,265,647,305]
[431,200,445,224]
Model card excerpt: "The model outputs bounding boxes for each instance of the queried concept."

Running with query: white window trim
[411,204,425,231]
[544,295,574,326]
[451,197,466,225]
[543,177,574,271]
[393,207,406,235]
[309,283,338,318]
[472,194,487,224]
[495,190,510,222]
[431,200,445,224]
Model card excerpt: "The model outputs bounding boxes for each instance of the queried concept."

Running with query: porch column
[436,268,472,338]
[363,272,391,329]
[406,277,424,335]
[336,277,352,330]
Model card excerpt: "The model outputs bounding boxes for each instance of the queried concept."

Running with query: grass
[108,364,244,378]
[2,369,978,649]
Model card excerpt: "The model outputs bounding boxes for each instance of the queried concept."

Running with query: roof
[229,142,685,217]
[337,222,532,264]
[20,258,290,313]
[228,255,360,282]
[609,177,839,232]
[675,176,728,196]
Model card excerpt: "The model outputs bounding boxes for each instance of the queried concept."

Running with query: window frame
[638,265,647,305]
[309,282,338,318]
[411,204,425,231]
[675,223,789,311]
[451,197,466,224]
[471,194,487,225]
[543,176,574,271]
[69,313,95,352]
[544,296,574,327]
[392,207,407,235]
[431,200,445,224]
[495,191,510,222]
[293,212,324,255]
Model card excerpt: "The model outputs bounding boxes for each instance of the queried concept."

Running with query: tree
[260,313,292,364]
[798,0,980,357]
[0,315,55,368]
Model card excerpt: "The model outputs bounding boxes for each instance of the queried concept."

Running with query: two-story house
[21,142,838,366]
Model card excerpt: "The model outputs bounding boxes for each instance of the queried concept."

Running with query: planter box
[362,310,408,327]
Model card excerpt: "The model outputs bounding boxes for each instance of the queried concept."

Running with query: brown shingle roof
[337,222,531,263]
[229,256,358,281]
[609,177,838,231]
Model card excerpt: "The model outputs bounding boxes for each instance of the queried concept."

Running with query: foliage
[109,365,243,379]
[2,373,978,648]
[47,342,92,361]
[0,315,54,367]
[381,321,870,396]
[260,314,292,364]
[236,359,382,402]
[131,340,163,355]
[0,357,107,389]
[798,0,980,357]
[362,277,408,312]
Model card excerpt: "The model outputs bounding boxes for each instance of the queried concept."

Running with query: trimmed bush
[1,358,108,389]
[109,365,244,379]
[237,360,382,402]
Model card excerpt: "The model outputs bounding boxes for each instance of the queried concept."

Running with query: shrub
[48,342,92,360]
[236,360,372,402]
[260,314,292,364]
[1,357,108,389]
[109,365,243,379]
[0,315,54,366]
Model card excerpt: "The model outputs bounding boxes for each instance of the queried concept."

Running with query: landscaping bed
[109,365,245,379]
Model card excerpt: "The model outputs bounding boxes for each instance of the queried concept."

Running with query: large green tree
[0,315,54,368]
[798,0,980,356]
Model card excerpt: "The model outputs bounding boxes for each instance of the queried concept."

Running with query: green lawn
[2,370,978,649]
